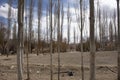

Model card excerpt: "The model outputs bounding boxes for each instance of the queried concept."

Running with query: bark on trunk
[80,0,84,80]
[117,0,120,80]
[57,0,61,80]
[49,0,53,80]
[89,0,96,80]
[17,0,24,80]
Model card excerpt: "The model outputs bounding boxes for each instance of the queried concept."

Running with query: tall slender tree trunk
[26,0,34,79]
[7,0,13,57]
[80,0,84,80]
[113,10,117,50]
[89,0,95,80]
[24,0,30,80]
[29,0,33,53]
[49,0,53,80]
[17,0,24,80]
[67,3,71,51]
[117,0,120,80]
[96,0,102,49]
[37,0,42,55]
[57,0,60,80]
[60,3,64,43]
[74,27,76,50]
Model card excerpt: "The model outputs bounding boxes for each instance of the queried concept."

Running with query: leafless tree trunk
[13,22,17,42]
[13,22,17,41]
[75,0,85,79]
[49,0,53,80]
[26,0,34,79]
[117,0,120,80]
[80,0,84,80]
[24,0,30,80]
[74,27,76,50]
[17,0,24,80]
[24,0,28,46]
[97,0,102,49]
[37,0,42,55]
[60,3,64,43]
[57,0,60,80]
[113,10,117,50]
[53,3,57,52]
[109,21,113,43]
[7,0,13,57]
[67,3,71,51]
[29,0,34,53]
[12,22,17,52]
[101,10,108,50]
[89,0,95,80]
[46,5,49,44]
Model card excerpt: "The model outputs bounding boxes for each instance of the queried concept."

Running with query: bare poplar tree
[26,0,34,79]
[13,22,17,42]
[49,0,53,79]
[17,0,24,80]
[7,0,13,57]
[109,20,113,43]
[97,0,102,49]
[24,0,30,80]
[57,0,60,80]
[53,2,57,52]
[24,0,28,47]
[89,0,95,80]
[29,0,34,53]
[113,10,117,50]
[102,9,109,49]
[60,3,64,43]
[75,0,85,79]
[73,27,76,50]
[37,0,42,55]
[80,0,84,80]
[67,3,71,51]
[46,5,49,44]
[117,0,120,80]
[12,22,17,52]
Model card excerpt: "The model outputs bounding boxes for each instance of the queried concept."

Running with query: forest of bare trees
[0,0,120,80]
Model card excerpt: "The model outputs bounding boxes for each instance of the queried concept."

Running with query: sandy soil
[0,51,117,80]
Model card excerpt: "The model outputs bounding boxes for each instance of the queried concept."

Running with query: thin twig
[105,66,117,74]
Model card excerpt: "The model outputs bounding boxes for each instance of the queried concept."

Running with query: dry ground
[0,51,118,80]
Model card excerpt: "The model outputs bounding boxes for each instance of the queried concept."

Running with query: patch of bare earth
[0,51,117,80]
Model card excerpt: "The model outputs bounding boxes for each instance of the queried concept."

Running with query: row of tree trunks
[16,0,120,80]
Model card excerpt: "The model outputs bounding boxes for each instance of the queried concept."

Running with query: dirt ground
[0,51,117,80]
